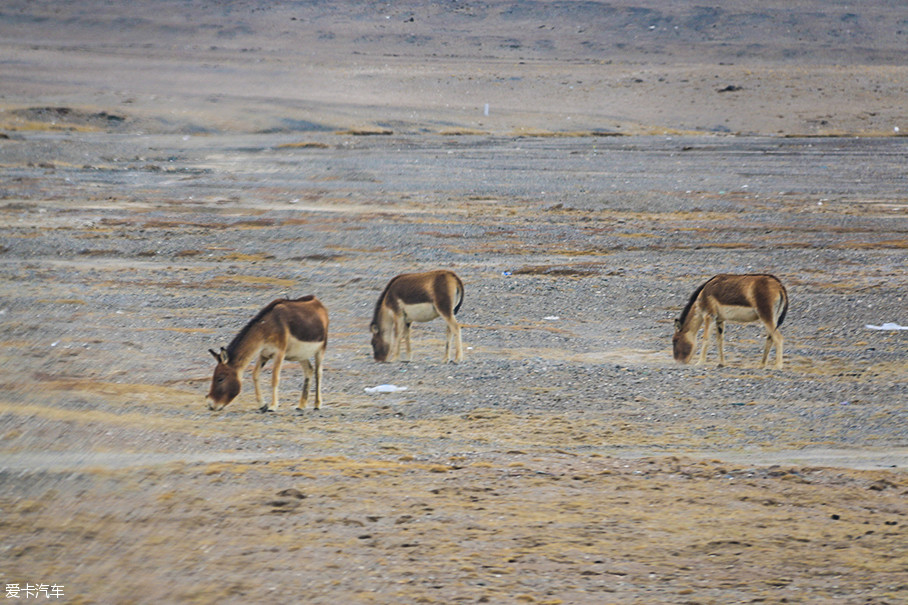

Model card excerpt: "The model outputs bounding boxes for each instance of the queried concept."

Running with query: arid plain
[1,2,906,603]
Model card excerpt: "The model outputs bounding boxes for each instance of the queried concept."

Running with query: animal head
[672,320,695,363]
[370,322,390,362]
[207,348,241,410]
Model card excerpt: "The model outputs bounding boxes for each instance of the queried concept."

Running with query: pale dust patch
[485,346,668,367]
[682,447,908,471]
[572,348,671,367]
[31,378,195,401]
[0,379,198,415]
[0,450,287,472]
[206,274,296,288]
[786,356,908,380]
[263,201,433,214]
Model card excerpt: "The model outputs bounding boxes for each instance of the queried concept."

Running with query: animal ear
[209,348,220,361]
[673,319,682,330]
[219,347,229,364]
[370,323,378,334]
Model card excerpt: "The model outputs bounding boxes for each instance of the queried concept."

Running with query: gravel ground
[1,130,906,603]
[1,1,907,598]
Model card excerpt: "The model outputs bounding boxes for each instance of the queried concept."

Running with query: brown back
[680,274,787,329]
[371,270,463,325]
[226,295,326,363]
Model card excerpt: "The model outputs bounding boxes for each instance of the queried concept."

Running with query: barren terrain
[1,2,906,604]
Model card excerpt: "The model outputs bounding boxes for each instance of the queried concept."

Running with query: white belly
[717,305,760,323]
[402,302,440,323]
[262,337,323,362]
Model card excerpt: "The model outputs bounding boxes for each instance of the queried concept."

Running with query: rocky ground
[1,2,906,604]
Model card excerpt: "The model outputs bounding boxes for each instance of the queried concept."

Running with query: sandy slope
[1,0,906,136]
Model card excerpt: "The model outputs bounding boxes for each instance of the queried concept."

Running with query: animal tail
[776,286,789,327]
[453,274,465,316]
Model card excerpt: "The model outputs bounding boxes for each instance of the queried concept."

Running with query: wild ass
[370,270,464,363]
[207,295,328,411]
[673,274,788,369]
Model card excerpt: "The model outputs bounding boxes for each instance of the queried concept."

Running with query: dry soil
[1,2,906,604]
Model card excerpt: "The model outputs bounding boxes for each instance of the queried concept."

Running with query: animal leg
[773,330,784,369]
[297,360,313,409]
[267,351,285,412]
[715,319,726,367]
[696,318,712,365]
[312,348,324,410]
[391,315,406,362]
[454,323,463,362]
[762,326,784,370]
[252,355,268,408]
[757,296,784,369]
[402,321,412,362]
[443,315,463,363]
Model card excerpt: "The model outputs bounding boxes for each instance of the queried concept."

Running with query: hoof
[258,406,273,414]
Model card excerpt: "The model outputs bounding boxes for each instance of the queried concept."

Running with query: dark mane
[226,298,286,359]
[677,279,710,327]
[370,276,400,326]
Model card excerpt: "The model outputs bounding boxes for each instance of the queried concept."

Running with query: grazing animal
[673,274,788,369]
[207,295,328,411]
[370,270,464,363]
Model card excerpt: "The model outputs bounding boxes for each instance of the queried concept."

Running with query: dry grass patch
[205,274,294,288]
[335,126,393,136]
[513,264,600,277]
[509,128,625,138]
[438,127,490,136]
[274,141,330,149]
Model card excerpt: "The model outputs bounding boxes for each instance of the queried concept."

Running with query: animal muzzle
[672,335,694,364]
[371,341,389,362]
